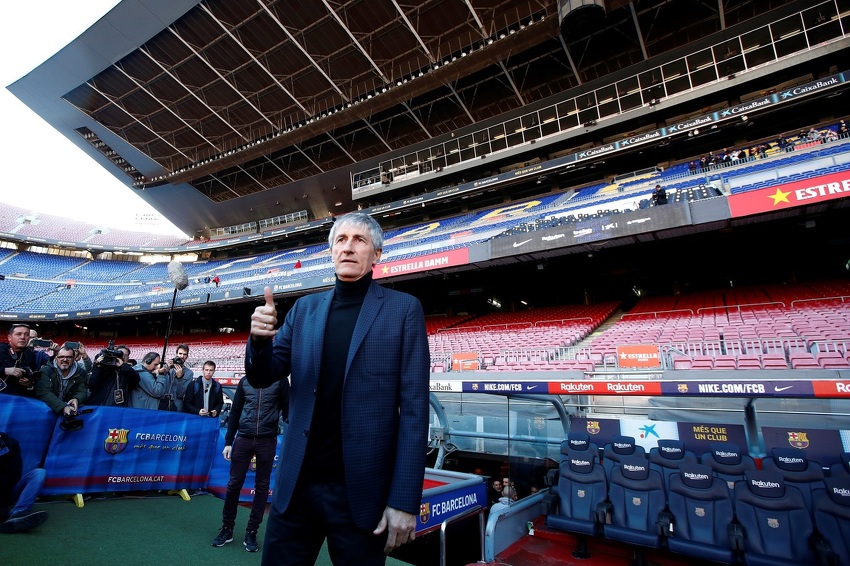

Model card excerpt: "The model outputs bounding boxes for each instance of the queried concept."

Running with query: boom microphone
[167,260,189,291]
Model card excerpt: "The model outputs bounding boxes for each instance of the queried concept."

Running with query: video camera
[59,408,93,432]
[99,340,124,366]
[171,356,184,366]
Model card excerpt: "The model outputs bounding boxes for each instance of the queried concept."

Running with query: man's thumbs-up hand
[250,286,278,340]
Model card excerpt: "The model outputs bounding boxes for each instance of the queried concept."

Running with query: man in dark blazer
[246,212,430,565]
[184,360,224,418]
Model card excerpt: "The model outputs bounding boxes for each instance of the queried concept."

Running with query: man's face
[8,326,30,351]
[176,348,189,362]
[55,349,75,372]
[144,356,160,371]
[492,480,502,491]
[118,348,130,362]
[203,365,215,379]
[331,222,381,282]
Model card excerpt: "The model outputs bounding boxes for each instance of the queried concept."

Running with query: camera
[59,408,93,432]
[172,356,184,366]
[99,340,123,366]
[65,341,80,350]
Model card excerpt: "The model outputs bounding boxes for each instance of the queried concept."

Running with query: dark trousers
[222,436,277,532]
[261,479,387,566]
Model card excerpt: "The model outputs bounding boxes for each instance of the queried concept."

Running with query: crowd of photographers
[0,322,224,416]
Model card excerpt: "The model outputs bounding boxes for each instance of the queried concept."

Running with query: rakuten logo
[683,472,710,481]
[751,480,781,489]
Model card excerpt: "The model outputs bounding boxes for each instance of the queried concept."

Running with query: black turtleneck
[302,272,372,481]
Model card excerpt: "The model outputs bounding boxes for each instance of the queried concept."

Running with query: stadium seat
[560,432,600,462]
[828,452,850,477]
[545,453,608,558]
[603,456,667,551]
[761,447,825,515]
[733,470,816,565]
[602,435,646,474]
[811,477,850,566]
[666,463,736,564]
[648,439,698,491]
[700,442,757,490]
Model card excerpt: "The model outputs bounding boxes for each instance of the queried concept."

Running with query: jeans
[222,436,277,532]
[9,468,46,518]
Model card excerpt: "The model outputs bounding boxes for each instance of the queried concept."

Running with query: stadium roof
[9,0,797,236]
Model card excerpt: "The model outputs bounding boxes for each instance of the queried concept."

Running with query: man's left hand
[373,506,416,555]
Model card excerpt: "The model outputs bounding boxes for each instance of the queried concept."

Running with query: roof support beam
[717,0,726,30]
[558,35,582,85]
[83,81,193,163]
[168,23,325,177]
[401,101,432,138]
[256,0,348,102]
[445,84,475,124]
[498,61,525,106]
[325,132,357,163]
[112,63,219,152]
[461,0,488,38]
[139,47,248,144]
[629,1,649,60]
[390,0,435,64]
[321,0,388,84]
[361,119,393,152]
[199,3,309,115]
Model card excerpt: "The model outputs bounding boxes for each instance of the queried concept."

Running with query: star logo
[768,188,791,205]
[381,265,389,275]
[639,424,659,439]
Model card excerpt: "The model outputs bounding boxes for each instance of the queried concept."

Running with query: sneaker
[0,510,48,534]
[244,530,259,552]
[212,527,233,547]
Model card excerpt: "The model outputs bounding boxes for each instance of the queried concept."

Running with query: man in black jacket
[87,344,139,407]
[212,375,287,552]
[184,361,224,417]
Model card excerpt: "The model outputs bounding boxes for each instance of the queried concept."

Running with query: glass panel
[771,14,805,42]
[577,93,596,110]
[578,107,599,125]
[744,45,776,69]
[616,76,639,97]
[665,75,691,97]
[804,2,842,47]
[618,92,643,112]
[539,106,559,136]
[556,99,577,118]
[775,33,808,58]
[489,125,507,151]
[558,112,579,130]
[686,49,714,73]
[598,99,620,118]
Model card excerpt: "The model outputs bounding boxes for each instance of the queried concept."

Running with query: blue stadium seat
[812,477,850,566]
[648,439,697,491]
[545,453,608,558]
[602,435,646,474]
[560,432,600,462]
[699,442,757,490]
[828,452,850,477]
[733,470,816,565]
[666,463,736,564]
[761,447,825,516]
[603,456,667,551]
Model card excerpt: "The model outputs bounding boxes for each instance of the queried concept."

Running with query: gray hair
[328,212,384,251]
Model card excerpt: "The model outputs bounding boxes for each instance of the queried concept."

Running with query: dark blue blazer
[246,279,430,530]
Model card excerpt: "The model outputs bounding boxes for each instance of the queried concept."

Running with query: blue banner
[418,480,488,534]
[206,428,284,503]
[41,407,219,494]
[0,396,56,473]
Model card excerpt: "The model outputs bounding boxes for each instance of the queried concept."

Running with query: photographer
[87,344,139,408]
[184,360,224,418]
[34,345,88,416]
[0,324,40,397]
[130,352,169,410]
[161,344,193,412]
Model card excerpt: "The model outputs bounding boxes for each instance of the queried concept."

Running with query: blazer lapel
[345,281,383,376]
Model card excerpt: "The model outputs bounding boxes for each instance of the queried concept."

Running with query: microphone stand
[160,286,179,364]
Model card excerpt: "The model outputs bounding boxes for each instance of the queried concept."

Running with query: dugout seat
[811,476,850,566]
[733,470,816,566]
[700,442,757,490]
[603,456,668,553]
[648,439,697,492]
[545,453,608,558]
[761,448,825,516]
[828,452,850,477]
[666,463,737,564]
[602,435,646,474]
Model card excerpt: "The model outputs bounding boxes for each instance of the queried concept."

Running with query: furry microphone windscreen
[167,261,189,291]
